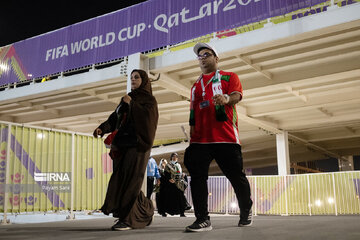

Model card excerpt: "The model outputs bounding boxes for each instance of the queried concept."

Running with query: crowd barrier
[0,122,111,215]
[186,172,360,216]
[1,122,359,221]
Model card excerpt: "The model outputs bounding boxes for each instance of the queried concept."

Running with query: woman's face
[131,71,142,90]
[161,161,167,169]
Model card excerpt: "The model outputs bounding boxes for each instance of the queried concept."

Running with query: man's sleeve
[228,73,243,99]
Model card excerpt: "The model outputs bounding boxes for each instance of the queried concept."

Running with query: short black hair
[197,47,217,57]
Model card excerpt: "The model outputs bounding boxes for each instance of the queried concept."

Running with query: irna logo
[34,172,71,182]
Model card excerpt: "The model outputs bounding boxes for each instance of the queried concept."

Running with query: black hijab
[128,69,158,152]
[96,69,158,152]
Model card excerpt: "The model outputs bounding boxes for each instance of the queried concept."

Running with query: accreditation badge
[199,100,210,109]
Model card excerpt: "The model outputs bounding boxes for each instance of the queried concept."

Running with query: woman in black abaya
[93,69,158,230]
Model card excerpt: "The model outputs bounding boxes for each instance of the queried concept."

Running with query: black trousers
[146,176,155,199]
[184,143,252,221]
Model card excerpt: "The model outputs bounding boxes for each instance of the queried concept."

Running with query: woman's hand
[93,128,103,138]
[169,179,175,184]
[122,94,132,104]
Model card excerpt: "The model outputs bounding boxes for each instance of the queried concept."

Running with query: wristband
[223,94,230,104]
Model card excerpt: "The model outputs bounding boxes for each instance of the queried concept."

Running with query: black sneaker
[238,209,253,227]
[186,219,212,232]
[180,213,186,217]
[111,220,132,231]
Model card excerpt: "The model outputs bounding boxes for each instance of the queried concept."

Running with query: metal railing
[0,122,111,223]
[1,121,359,225]
[183,171,360,216]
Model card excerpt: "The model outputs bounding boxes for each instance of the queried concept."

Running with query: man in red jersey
[184,43,253,232]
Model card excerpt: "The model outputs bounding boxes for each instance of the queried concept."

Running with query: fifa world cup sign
[0,0,327,85]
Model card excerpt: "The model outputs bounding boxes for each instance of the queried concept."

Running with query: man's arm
[228,92,242,105]
[212,92,241,106]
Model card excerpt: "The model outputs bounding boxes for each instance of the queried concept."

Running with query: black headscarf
[96,69,158,152]
[129,69,153,97]
[128,69,158,152]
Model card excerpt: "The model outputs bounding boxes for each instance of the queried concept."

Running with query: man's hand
[213,93,241,106]
[212,94,229,105]
[93,128,103,138]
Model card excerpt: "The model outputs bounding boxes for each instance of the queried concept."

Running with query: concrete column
[127,53,141,93]
[276,131,290,176]
[338,155,354,171]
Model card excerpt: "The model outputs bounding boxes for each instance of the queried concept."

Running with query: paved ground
[1,214,359,240]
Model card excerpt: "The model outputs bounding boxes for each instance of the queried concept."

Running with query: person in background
[147,156,161,199]
[93,69,158,231]
[155,159,167,217]
[184,43,253,232]
[158,153,189,217]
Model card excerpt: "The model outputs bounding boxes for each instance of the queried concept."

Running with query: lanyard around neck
[200,70,219,98]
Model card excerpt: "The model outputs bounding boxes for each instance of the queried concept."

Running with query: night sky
[0,1,147,47]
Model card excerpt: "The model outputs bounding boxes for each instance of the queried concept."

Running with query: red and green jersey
[189,70,243,144]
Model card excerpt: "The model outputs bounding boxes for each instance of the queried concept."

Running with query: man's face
[197,48,218,73]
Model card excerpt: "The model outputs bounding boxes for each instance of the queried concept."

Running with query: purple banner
[0,0,327,85]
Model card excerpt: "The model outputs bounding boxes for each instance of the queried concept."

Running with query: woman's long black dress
[157,167,188,216]
[96,70,158,229]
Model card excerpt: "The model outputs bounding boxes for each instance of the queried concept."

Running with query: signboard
[0,0,326,85]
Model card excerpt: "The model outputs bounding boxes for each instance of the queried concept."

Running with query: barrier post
[1,124,11,225]
[254,177,257,216]
[332,173,338,216]
[307,174,312,216]
[67,133,76,220]
[225,179,229,215]
[283,175,289,216]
